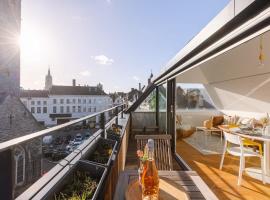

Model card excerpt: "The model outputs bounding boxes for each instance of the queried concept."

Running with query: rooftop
[20,85,107,97]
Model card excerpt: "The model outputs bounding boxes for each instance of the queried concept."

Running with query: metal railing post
[121,105,124,119]
[100,112,105,138]
[115,107,118,125]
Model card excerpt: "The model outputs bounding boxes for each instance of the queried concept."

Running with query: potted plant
[46,161,107,200]
[106,123,123,142]
[82,137,117,167]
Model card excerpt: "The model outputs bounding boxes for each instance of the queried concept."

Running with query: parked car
[75,133,83,140]
[84,133,91,140]
[65,145,73,154]
[72,133,83,147]
[43,135,53,144]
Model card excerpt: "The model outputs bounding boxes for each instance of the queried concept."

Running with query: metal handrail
[16,111,130,200]
[0,104,125,152]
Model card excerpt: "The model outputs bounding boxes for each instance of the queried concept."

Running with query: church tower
[45,68,52,90]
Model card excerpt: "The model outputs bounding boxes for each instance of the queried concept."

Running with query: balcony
[2,102,270,200]
[1,1,270,199]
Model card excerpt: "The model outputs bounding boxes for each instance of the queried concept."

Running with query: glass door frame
[164,78,191,170]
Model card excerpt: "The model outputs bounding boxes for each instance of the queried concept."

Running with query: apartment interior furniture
[219,131,265,185]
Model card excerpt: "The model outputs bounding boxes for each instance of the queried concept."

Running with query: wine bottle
[141,139,159,200]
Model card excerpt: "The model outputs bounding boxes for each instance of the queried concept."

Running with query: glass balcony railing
[0,104,129,200]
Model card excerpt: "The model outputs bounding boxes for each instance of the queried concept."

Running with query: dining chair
[219,131,265,185]
[135,134,173,170]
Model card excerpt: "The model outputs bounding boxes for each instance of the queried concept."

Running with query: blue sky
[20,0,229,92]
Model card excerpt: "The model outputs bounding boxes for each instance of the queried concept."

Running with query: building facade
[0,1,42,198]
[0,0,21,96]
[21,84,113,126]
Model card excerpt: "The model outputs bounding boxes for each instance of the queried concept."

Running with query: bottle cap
[147,139,154,151]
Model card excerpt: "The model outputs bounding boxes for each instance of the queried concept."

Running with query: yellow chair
[243,139,263,155]
[228,124,263,155]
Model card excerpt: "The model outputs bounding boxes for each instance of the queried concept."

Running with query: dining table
[113,170,218,200]
[219,125,270,183]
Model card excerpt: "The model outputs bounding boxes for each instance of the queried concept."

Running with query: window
[14,146,25,185]
[43,107,47,113]
[175,83,215,110]
[66,99,70,104]
[78,106,81,112]
[78,99,81,104]
[94,107,96,112]
[60,99,64,104]
[83,107,86,112]
[31,101,35,105]
[66,106,70,113]
[53,106,57,113]
[31,107,35,113]
[83,99,86,104]
[88,107,91,112]
[73,99,76,104]
[72,106,76,112]
[53,99,57,104]
[31,159,39,179]
[43,101,47,105]
[93,99,96,103]
[89,99,91,104]
[37,101,41,105]
[135,89,156,112]
[60,106,64,113]
[158,83,167,133]
[37,107,41,113]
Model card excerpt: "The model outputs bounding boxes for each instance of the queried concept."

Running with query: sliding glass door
[158,83,167,133]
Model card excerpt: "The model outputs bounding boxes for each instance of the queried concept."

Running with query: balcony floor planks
[176,140,270,200]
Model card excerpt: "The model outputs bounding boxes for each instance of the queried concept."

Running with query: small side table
[196,126,223,142]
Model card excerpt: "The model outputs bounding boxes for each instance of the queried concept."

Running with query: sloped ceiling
[176,30,270,116]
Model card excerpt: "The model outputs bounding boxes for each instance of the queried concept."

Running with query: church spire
[45,67,53,90]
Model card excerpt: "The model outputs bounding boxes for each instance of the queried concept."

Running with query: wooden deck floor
[177,140,270,200]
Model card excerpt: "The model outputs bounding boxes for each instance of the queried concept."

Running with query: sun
[19,23,51,63]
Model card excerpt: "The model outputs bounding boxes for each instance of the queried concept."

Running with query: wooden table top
[218,125,270,142]
[113,170,218,200]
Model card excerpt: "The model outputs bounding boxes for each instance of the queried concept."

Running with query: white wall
[176,109,221,127]
[205,73,270,120]
[21,95,113,126]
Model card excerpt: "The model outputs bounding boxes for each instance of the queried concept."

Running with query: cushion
[203,119,212,129]
[212,116,224,127]
[223,115,239,125]
[223,115,231,125]
[231,115,239,125]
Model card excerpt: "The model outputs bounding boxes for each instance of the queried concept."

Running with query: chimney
[139,83,141,91]
[72,79,76,86]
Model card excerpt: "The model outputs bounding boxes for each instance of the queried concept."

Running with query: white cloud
[79,70,91,77]
[92,55,114,65]
[106,0,112,3]
[132,76,140,82]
